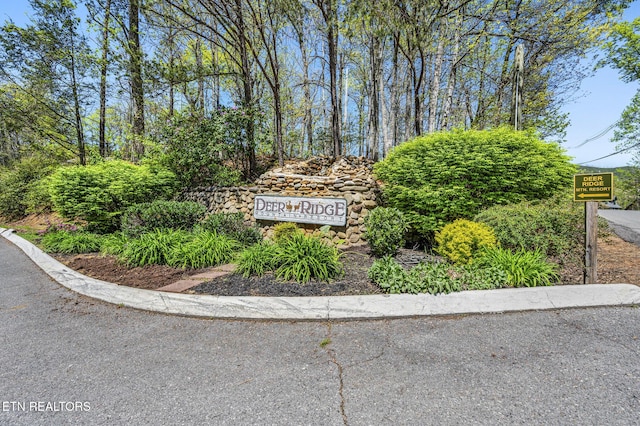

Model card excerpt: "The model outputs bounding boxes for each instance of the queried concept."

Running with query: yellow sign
[573,173,614,202]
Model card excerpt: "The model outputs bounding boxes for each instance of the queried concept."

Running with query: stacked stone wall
[181,157,380,245]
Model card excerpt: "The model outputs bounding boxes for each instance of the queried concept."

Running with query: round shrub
[122,200,206,237]
[435,219,497,264]
[363,207,408,257]
[272,222,303,243]
[48,160,177,233]
[374,127,576,238]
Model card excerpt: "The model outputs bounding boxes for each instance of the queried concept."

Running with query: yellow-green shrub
[272,222,303,242]
[436,219,497,264]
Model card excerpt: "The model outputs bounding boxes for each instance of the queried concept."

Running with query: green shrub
[272,222,303,242]
[235,241,280,277]
[159,111,246,188]
[48,160,177,233]
[168,231,240,269]
[368,257,508,294]
[0,156,58,220]
[274,234,343,283]
[363,207,408,257]
[436,219,497,264]
[478,247,559,287]
[121,200,206,237]
[120,229,191,267]
[368,257,461,295]
[474,195,583,258]
[458,264,509,291]
[199,212,263,246]
[367,256,408,291]
[374,127,576,239]
[40,230,103,254]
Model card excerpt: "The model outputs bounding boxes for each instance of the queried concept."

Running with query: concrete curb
[2,228,640,320]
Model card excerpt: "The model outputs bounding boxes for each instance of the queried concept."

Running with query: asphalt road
[1,237,639,425]
[598,209,640,247]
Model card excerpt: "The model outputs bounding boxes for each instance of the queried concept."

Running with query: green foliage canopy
[374,127,576,236]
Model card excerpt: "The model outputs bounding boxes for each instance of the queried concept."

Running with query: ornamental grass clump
[274,233,343,283]
[121,229,192,267]
[478,247,559,287]
[435,219,497,264]
[235,241,280,277]
[40,230,103,254]
[168,231,240,269]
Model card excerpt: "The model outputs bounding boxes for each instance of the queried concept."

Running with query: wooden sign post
[573,173,614,284]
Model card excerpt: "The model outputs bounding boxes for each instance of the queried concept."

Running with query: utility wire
[568,120,619,149]
[578,140,640,165]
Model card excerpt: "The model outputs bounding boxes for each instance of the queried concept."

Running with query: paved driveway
[599,209,640,246]
[1,238,639,425]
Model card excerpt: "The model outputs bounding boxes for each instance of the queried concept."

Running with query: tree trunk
[235,0,256,178]
[99,0,111,158]
[69,32,85,166]
[128,0,145,160]
[428,16,446,133]
[327,0,342,158]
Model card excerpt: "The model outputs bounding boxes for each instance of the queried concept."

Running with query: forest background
[1,0,639,182]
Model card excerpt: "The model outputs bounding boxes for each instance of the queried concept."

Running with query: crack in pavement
[323,321,348,426]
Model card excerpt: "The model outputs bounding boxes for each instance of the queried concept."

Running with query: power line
[568,120,619,149]
[578,140,640,165]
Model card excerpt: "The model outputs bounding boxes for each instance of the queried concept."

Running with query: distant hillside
[577,166,637,177]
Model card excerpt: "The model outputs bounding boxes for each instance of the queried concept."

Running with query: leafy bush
[272,222,303,242]
[374,127,576,238]
[168,231,240,269]
[474,195,583,258]
[274,234,343,283]
[120,229,191,267]
[369,257,509,294]
[0,156,58,220]
[159,111,247,188]
[478,247,559,287]
[458,264,509,291]
[363,207,408,257]
[236,241,280,277]
[368,257,461,295]
[121,200,206,237]
[199,212,262,245]
[367,256,407,291]
[48,160,177,233]
[41,230,103,254]
[436,219,497,264]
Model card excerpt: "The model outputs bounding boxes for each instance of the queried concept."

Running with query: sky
[2,0,639,168]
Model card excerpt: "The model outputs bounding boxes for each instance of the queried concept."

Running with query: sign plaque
[573,173,614,202]
[254,195,347,226]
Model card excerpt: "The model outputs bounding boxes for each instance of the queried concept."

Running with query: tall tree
[604,17,640,158]
[0,0,91,165]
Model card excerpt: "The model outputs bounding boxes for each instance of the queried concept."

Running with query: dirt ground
[4,213,640,295]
